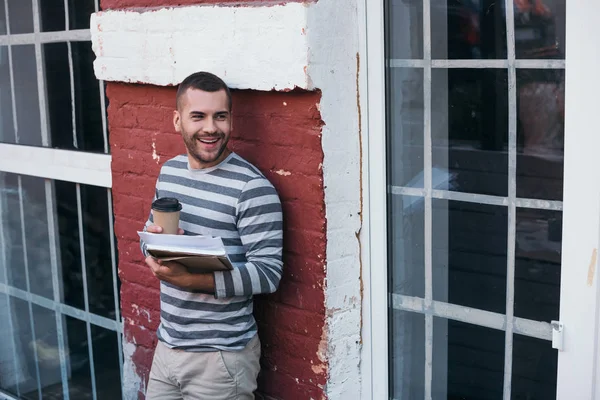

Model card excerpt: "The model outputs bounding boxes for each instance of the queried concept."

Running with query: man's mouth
[198,137,219,144]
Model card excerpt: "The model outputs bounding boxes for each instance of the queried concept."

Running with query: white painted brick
[91,4,309,90]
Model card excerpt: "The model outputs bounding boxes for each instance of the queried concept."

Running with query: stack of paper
[138,231,233,272]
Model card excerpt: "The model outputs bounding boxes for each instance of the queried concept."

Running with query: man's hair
[176,71,232,111]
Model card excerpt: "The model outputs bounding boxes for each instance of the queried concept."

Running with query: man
[141,71,283,399]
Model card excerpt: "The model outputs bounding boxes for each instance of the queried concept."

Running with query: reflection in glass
[82,185,117,319]
[73,41,105,153]
[55,180,85,311]
[512,334,557,400]
[65,317,93,398]
[71,0,97,30]
[40,0,66,32]
[20,176,54,299]
[390,310,425,399]
[431,0,507,59]
[517,69,565,201]
[514,0,565,59]
[91,325,122,399]
[7,0,34,35]
[432,68,509,196]
[433,319,505,399]
[387,68,424,188]
[31,305,63,399]
[0,45,16,144]
[45,42,75,150]
[387,0,423,60]
[12,45,42,146]
[433,200,507,314]
[514,208,561,322]
[389,195,425,298]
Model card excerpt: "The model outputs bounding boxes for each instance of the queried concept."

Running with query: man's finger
[146,225,163,233]
[177,228,185,235]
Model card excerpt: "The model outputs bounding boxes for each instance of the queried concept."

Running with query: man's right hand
[146,225,185,235]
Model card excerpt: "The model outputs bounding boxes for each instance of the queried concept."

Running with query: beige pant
[146,335,261,400]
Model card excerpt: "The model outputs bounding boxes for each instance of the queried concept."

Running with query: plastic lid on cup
[151,197,182,212]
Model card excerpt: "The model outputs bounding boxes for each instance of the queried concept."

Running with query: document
[138,231,233,272]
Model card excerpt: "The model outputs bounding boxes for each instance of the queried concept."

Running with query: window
[0,1,121,399]
[383,0,565,398]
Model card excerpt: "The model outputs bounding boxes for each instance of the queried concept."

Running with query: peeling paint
[588,248,597,286]
[151,140,160,163]
[275,169,292,176]
[122,340,144,399]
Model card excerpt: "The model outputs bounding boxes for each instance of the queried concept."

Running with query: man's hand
[146,256,191,288]
[146,225,185,235]
[145,256,216,293]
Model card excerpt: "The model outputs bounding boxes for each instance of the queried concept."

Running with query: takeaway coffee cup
[151,197,182,235]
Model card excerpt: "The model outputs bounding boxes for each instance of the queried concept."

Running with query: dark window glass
[514,208,562,322]
[433,200,508,314]
[389,195,425,298]
[515,0,565,59]
[432,68,509,197]
[432,0,507,59]
[389,310,425,399]
[434,319,505,399]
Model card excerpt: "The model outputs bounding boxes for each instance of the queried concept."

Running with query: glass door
[361,0,596,398]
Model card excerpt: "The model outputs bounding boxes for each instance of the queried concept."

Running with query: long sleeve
[213,177,283,299]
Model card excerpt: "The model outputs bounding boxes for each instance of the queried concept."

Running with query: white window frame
[0,1,120,399]
[361,0,600,399]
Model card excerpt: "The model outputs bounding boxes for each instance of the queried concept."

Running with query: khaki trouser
[146,335,261,400]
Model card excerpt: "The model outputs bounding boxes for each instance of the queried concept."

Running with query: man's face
[173,88,232,169]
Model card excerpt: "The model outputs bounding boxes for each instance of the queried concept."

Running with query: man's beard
[183,131,229,164]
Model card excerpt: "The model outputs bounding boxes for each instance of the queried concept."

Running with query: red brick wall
[107,83,327,399]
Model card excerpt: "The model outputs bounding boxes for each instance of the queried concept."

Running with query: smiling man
[140,72,283,399]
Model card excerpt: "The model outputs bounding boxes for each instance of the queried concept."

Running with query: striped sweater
[141,153,283,351]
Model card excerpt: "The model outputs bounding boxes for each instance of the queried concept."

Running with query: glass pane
[389,310,425,399]
[1,173,27,291]
[388,68,424,188]
[0,297,40,398]
[82,185,116,319]
[0,1,6,34]
[45,42,75,150]
[91,325,122,399]
[433,319,505,399]
[20,175,54,300]
[387,0,423,59]
[7,0,33,34]
[433,200,507,314]
[70,0,96,30]
[32,305,65,398]
[55,180,85,311]
[511,334,557,400]
[515,0,565,59]
[73,41,105,153]
[40,0,66,32]
[389,195,425,298]
[516,69,565,201]
[12,45,42,146]
[65,316,93,397]
[514,208,561,322]
[432,68,509,196]
[432,0,507,59]
[0,45,16,143]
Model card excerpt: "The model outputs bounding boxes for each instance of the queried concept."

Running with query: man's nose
[203,118,217,133]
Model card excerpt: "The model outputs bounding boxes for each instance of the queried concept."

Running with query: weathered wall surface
[94,1,363,398]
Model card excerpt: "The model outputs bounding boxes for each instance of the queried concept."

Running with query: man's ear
[173,110,181,132]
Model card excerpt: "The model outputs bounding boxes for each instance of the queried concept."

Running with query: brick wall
[107,83,328,399]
